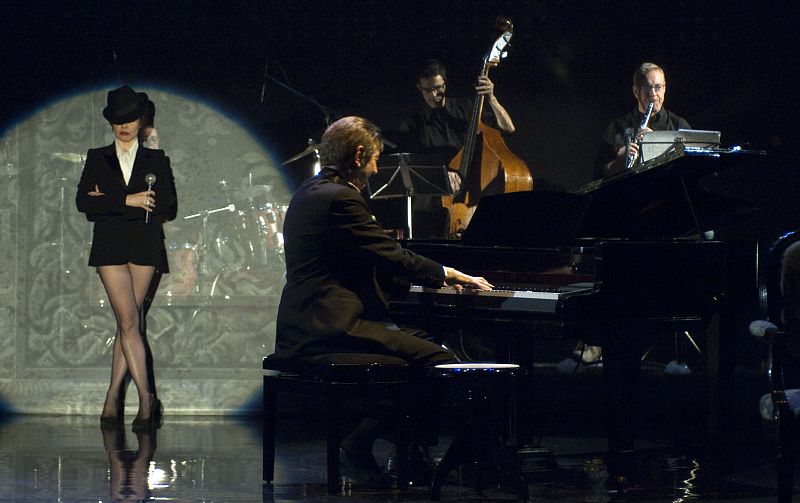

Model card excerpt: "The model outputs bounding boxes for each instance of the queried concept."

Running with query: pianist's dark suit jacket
[275,167,454,365]
[76,143,177,272]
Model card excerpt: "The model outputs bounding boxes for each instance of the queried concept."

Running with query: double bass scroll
[442,17,533,238]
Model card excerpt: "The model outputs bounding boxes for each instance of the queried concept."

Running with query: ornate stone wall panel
[2,88,286,413]
[0,130,18,380]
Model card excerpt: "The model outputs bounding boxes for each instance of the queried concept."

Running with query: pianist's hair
[319,116,383,168]
[633,62,664,88]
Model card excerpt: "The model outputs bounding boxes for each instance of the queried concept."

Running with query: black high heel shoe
[132,395,162,432]
[100,398,125,429]
[153,397,164,422]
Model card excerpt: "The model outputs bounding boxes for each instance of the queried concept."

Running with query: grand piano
[388,144,770,452]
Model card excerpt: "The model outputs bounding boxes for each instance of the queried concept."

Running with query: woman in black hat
[76,85,177,431]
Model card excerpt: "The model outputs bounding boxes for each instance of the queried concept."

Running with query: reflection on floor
[0,402,794,502]
[0,357,795,502]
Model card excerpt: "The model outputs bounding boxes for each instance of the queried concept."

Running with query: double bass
[443,18,533,237]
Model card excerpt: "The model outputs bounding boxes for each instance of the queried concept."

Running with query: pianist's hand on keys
[444,266,493,292]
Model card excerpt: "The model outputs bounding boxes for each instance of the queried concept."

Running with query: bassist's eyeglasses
[420,84,446,94]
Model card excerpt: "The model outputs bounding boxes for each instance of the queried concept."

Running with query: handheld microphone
[144,173,156,224]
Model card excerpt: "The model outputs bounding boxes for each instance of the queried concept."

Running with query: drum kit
[177,184,288,276]
[163,143,316,298]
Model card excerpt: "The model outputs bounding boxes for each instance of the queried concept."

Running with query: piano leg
[707,239,757,450]
[707,309,740,448]
[601,333,644,476]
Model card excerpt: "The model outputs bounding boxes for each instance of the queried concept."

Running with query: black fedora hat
[103,85,148,125]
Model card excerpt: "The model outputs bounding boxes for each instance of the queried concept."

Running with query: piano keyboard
[406,283,594,313]
[410,283,592,297]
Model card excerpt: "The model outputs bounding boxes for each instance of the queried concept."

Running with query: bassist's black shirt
[399,97,500,155]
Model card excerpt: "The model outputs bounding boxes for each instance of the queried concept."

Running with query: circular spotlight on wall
[0,84,290,414]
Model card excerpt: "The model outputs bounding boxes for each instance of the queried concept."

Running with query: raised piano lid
[461,191,593,248]
[574,146,768,240]
[574,145,766,195]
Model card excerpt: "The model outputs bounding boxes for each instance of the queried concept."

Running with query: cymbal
[282,143,320,165]
[225,184,272,200]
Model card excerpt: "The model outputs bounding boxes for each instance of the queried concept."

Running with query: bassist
[397,59,517,238]
[400,58,516,160]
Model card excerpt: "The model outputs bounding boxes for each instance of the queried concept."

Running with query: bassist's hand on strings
[447,171,462,193]
[444,266,494,292]
[475,75,516,134]
[475,75,495,97]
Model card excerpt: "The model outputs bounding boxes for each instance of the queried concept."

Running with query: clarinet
[626,101,654,170]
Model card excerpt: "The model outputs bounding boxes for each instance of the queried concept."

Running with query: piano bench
[427,363,528,501]
[262,354,412,495]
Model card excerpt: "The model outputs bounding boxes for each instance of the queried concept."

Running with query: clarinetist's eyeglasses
[640,84,665,93]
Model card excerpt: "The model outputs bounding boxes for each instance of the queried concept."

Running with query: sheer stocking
[99,263,156,421]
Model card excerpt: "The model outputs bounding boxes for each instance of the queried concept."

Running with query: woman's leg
[142,272,163,397]
[101,332,128,418]
[99,264,156,421]
[129,264,160,408]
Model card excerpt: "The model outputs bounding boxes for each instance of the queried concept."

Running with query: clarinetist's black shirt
[594,108,690,180]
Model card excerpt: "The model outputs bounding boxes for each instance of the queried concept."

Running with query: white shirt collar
[115,139,139,185]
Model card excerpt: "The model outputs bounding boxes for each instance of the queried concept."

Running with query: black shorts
[89,219,169,272]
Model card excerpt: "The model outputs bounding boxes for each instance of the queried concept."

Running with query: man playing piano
[274,116,492,486]
[595,62,691,179]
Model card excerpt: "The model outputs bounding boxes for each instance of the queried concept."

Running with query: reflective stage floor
[0,407,794,502]
[0,359,796,502]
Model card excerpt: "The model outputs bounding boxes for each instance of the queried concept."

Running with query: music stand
[367,153,452,239]
[640,129,721,164]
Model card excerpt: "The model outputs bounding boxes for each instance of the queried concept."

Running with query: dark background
[2,0,797,194]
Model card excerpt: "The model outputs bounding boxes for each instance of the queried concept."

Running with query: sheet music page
[642,130,721,162]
